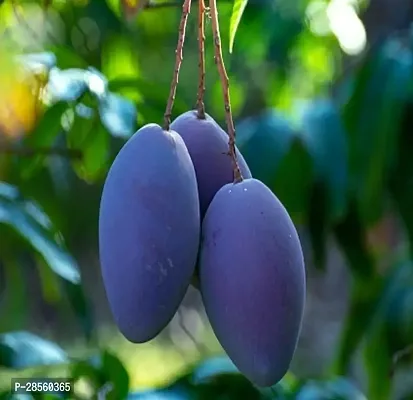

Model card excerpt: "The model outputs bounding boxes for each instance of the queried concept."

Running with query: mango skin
[199,178,306,387]
[99,123,200,343]
[171,110,252,217]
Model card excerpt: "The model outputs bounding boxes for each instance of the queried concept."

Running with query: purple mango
[199,178,306,386]
[171,111,252,217]
[99,123,200,343]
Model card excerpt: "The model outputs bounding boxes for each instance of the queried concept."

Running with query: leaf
[299,98,348,221]
[307,182,329,270]
[273,135,314,224]
[191,357,238,384]
[389,103,413,258]
[17,102,68,179]
[72,350,129,399]
[196,373,262,400]
[84,67,109,99]
[332,203,381,374]
[236,109,295,189]
[0,182,80,284]
[294,377,367,400]
[343,42,408,226]
[0,331,68,369]
[229,0,249,53]
[16,52,57,75]
[46,68,88,103]
[98,92,137,138]
[67,111,110,183]
[363,261,413,400]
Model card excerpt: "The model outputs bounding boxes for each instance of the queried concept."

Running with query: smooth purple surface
[199,178,306,386]
[171,111,252,217]
[99,124,200,343]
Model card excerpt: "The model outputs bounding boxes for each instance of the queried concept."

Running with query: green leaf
[67,112,110,183]
[307,182,329,270]
[72,350,129,399]
[300,98,348,221]
[332,203,380,374]
[63,280,94,342]
[363,261,413,400]
[236,110,296,189]
[0,182,80,284]
[229,0,249,53]
[18,102,68,179]
[273,135,314,223]
[0,331,68,369]
[343,42,409,226]
[98,92,137,138]
[389,104,413,258]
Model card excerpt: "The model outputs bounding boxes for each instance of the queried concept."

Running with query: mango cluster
[98,110,306,387]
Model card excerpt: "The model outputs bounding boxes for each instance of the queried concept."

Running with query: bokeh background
[0,0,413,398]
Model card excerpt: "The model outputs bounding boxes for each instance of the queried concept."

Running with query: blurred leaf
[273,135,314,223]
[127,384,193,400]
[383,262,413,352]
[0,331,67,369]
[98,92,137,138]
[300,98,348,220]
[101,349,130,399]
[0,182,80,284]
[63,279,94,342]
[229,0,248,54]
[191,356,238,384]
[333,203,375,280]
[85,67,109,99]
[46,68,88,103]
[108,77,187,118]
[363,322,392,400]
[389,103,413,257]
[196,373,262,400]
[295,377,367,400]
[332,203,380,374]
[67,112,109,183]
[48,46,89,70]
[18,102,68,179]
[236,110,295,188]
[363,260,413,400]
[343,41,409,226]
[17,52,57,75]
[72,349,129,399]
[307,182,329,270]
[0,258,28,330]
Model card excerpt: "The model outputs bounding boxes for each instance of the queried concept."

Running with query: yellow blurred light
[0,50,39,140]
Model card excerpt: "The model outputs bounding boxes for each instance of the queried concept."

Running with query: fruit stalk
[163,0,192,131]
[196,0,206,119]
[209,0,242,183]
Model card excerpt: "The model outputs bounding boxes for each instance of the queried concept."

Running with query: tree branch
[209,0,243,183]
[196,0,206,119]
[0,146,82,159]
[163,0,192,130]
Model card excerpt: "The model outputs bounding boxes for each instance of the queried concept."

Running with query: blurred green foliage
[0,0,412,398]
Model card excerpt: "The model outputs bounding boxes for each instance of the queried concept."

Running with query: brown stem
[0,146,82,159]
[209,0,242,183]
[163,0,192,131]
[196,0,206,119]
